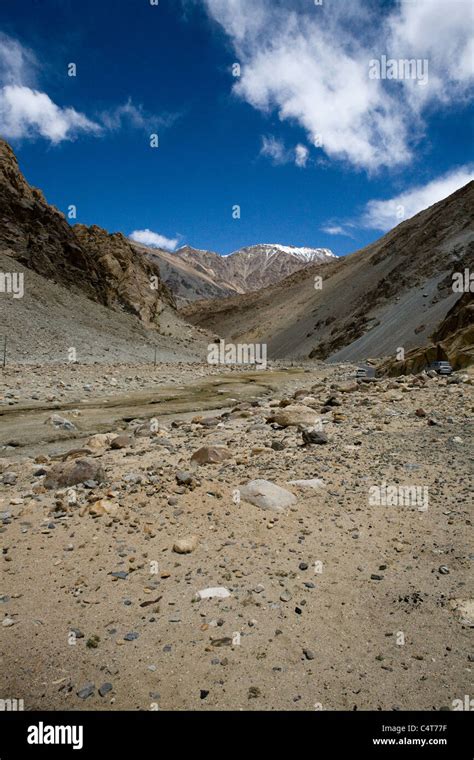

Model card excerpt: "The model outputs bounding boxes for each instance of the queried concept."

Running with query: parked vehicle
[428,360,453,375]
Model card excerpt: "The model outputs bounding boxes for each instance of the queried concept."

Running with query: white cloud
[0,85,102,143]
[260,134,310,167]
[321,224,354,237]
[260,135,287,165]
[0,33,176,145]
[388,0,474,107]
[99,99,179,133]
[204,0,474,172]
[129,229,179,251]
[362,166,474,231]
[0,33,37,88]
[295,144,309,168]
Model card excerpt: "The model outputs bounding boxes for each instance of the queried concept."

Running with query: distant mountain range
[1,135,472,370]
[132,242,336,305]
[183,181,474,369]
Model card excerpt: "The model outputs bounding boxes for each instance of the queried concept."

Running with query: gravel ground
[0,364,472,711]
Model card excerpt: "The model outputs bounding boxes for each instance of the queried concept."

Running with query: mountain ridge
[183,180,474,366]
[133,242,336,306]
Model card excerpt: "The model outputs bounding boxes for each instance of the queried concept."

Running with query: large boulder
[266,404,320,428]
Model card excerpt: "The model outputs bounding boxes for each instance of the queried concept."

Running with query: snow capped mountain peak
[229,243,336,262]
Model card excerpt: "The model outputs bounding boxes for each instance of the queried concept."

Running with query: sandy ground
[0,362,472,711]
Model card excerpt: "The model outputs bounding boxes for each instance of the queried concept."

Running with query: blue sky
[0,0,472,256]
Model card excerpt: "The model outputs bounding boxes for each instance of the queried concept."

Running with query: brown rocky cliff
[0,138,174,326]
[73,224,175,325]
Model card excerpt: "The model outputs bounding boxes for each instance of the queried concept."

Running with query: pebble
[77,683,95,699]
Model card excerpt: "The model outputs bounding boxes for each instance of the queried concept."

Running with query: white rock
[267,404,320,428]
[239,479,297,512]
[196,587,231,600]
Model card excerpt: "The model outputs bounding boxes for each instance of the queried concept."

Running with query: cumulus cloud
[0,85,101,143]
[361,166,474,231]
[204,0,474,172]
[129,229,179,251]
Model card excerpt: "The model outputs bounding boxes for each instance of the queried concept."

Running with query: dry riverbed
[0,362,472,711]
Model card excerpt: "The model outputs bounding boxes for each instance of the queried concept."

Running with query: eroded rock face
[379,293,474,375]
[74,224,173,326]
[0,139,174,326]
[44,458,105,489]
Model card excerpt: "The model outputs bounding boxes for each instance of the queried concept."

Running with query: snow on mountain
[230,244,336,262]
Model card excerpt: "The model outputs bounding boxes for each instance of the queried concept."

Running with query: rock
[271,441,286,451]
[124,632,139,641]
[45,414,76,431]
[415,408,427,418]
[191,446,231,465]
[111,571,128,580]
[2,617,15,627]
[336,382,359,393]
[280,590,292,602]
[303,649,315,660]
[77,683,95,700]
[86,499,119,517]
[449,599,474,626]
[2,473,17,486]
[99,683,113,697]
[110,434,132,450]
[195,587,231,600]
[323,395,341,407]
[301,428,328,445]
[439,565,450,575]
[44,458,105,489]
[371,574,384,581]
[288,479,325,490]
[239,480,297,512]
[86,433,114,451]
[267,405,320,428]
[173,535,199,554]
[175,471,194,486]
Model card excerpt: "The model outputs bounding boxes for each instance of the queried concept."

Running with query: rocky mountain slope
[379,291,474,374]
[133,242,336,306]
[0,139,209,363]
[0,139,174,327]
[183,182,474,364]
